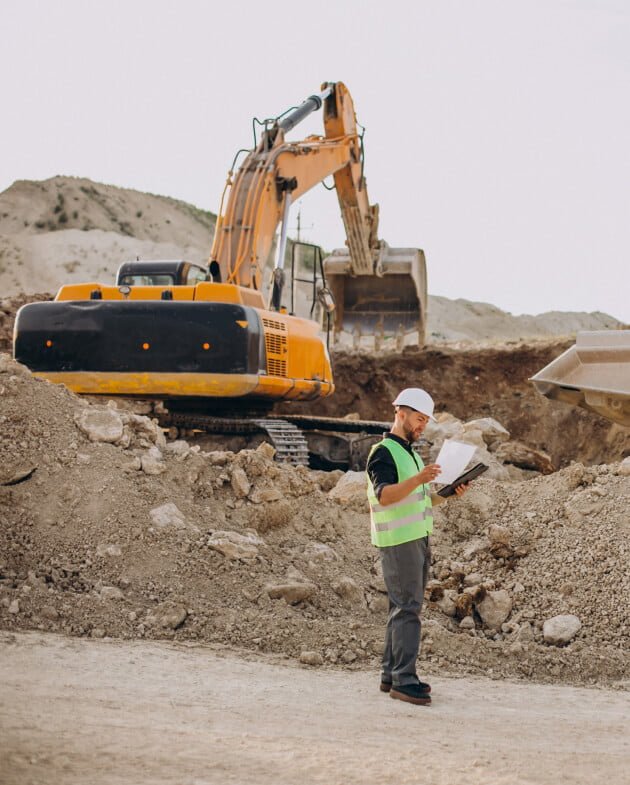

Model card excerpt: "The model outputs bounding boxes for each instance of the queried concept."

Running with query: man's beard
[403,423,417,443]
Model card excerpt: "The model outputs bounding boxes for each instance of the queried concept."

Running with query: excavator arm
[209,82,427,342]
[210,82,374,287]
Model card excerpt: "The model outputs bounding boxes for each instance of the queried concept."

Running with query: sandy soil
[1,631,628,785]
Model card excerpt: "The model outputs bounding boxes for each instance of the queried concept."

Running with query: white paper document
[434,439,477,485]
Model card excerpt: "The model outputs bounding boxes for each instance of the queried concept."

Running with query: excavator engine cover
[530,330,630,426]
[323,247,428,343]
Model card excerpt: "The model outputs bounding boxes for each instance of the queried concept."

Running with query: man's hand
[378,463,442,507]
[417,464,441,484]
[454,482,470,497]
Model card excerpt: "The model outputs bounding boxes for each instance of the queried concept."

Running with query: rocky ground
[2,353,629,689]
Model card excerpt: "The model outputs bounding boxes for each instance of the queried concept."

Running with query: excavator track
[158,411,395,468]
[161,413,309,466]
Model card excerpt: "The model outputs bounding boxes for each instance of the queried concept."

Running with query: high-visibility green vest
[367,437,433,547]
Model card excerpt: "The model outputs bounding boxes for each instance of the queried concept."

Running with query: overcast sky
[2,0,628,321]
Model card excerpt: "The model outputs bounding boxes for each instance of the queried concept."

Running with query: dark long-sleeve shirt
[366,432,422,501]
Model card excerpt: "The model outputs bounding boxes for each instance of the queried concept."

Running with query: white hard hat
[393,388,436,420]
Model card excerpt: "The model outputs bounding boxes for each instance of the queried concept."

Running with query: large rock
[543,614,581,646]
[207,530,263,560]
[328,471,367,508]
[465,417,510,450]
[424,414,465,447]
[476,589,512,630]
[494,441,555,474]
[618,457,630,477]
[74,408,124,443]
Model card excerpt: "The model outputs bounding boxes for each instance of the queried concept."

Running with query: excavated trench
[280,342,630,468]
[2,294,627,469]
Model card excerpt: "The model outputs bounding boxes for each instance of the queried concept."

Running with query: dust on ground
[2,630,628,785]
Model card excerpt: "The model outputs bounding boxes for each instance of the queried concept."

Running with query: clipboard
[437,463,488,497]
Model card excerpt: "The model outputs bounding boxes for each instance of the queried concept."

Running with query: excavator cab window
[290,242,335,345]
[118,273,175,287]
[185,265,209,285]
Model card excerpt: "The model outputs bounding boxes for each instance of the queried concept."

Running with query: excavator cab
[116,260,209,287]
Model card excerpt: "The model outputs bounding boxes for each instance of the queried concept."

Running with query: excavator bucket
[530,330,630,426]
[323,247,428,345]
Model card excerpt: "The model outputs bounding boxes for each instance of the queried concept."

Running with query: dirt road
[1,632,627,785]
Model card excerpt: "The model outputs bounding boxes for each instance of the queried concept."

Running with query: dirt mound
[426,295,622,343]
[0,176,215,296]
[0,292,52,354]
[1,354,628,688]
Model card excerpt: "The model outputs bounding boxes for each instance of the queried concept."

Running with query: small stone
[340,649,357,664]
[141,448,165,476]
[476,590,512,630]
[265,581,317,604]
[487,525,511,545]
[459,615,475,630]
[207,530,264,560]
[8,599,20,614]
[96,544,122,558]
[100,586,124,601]
[299,651,324,666]
[164,440,191,459]
[618,457,630,477]
[256,442,276,460]
[543,614,581,646]
[75,408,124,443]
[436,590,457,617]
[148,602,187,630]
[331,576,364,606]
[91,628,106,638]
[463,572,483,587]
[231,466,251,498]
[248,486,282,504]
[40,605,60,620]
[302,542,339,563]
[149,503,187,530]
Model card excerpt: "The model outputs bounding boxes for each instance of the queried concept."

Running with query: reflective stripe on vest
[367,437,433,547]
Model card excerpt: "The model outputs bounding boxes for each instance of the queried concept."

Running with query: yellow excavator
[13,82,427,467]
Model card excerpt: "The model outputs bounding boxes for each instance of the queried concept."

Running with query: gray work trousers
[380,536,431,687]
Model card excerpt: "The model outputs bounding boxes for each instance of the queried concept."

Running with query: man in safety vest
[367,387,469,706]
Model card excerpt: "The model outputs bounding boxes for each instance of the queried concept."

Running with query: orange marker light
[45,340,53,347]
[202,342,211,350]
[142,342,150,350]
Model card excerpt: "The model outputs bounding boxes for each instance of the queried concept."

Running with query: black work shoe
[381,679,431,694]
[390,683,432,706]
